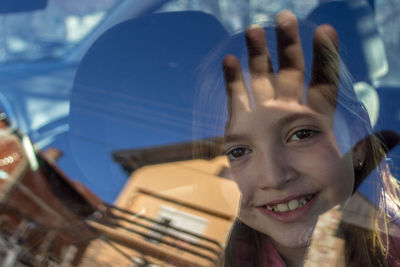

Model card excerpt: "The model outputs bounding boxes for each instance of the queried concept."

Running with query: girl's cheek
[231,170,255,204]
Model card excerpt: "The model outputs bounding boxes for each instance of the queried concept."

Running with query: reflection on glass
[1,1,400,266]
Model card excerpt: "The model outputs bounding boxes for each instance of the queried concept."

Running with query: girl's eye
[226,147,251,161]
[288,129,316,142]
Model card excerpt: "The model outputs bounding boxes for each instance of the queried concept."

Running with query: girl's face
[221,11,362,250]
[224,98,355,249]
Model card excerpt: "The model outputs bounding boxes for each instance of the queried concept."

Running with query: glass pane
[1,0,400,266]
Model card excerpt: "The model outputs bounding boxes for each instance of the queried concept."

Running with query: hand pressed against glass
[222,10,366,263]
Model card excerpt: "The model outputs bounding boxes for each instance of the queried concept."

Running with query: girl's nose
[254,150,298,190]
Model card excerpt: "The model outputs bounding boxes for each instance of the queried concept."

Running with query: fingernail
[276,10,295,27]
[248,24,262,30]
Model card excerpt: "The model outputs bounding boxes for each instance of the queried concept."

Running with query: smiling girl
[208,10,400,267]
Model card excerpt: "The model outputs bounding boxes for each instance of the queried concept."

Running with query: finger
[246,25,274,76]
[245,25,275,103]
[222,55,251,123]
[308,24,339,108]
[275,10,305,100]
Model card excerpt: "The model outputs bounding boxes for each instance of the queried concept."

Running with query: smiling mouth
[264,194,316,213]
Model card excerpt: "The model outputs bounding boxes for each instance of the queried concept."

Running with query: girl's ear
[349,106,370,170]
[352,138,367,170]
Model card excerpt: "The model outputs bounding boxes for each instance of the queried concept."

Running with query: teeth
[266,195,313,213]
[276,203,288,212]
[288,199,299,211]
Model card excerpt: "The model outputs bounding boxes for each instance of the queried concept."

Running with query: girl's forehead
[225,99,330,133]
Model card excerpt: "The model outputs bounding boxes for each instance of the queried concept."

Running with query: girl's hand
[222,10,339,128]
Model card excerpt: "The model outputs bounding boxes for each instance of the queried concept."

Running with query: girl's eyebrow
[224,133,249,144]
[275,112,321,128]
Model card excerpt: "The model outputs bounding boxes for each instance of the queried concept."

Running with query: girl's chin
[240,210,318,249]
[261,223,315,249]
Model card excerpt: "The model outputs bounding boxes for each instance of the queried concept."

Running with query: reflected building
[80,138,240,266]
